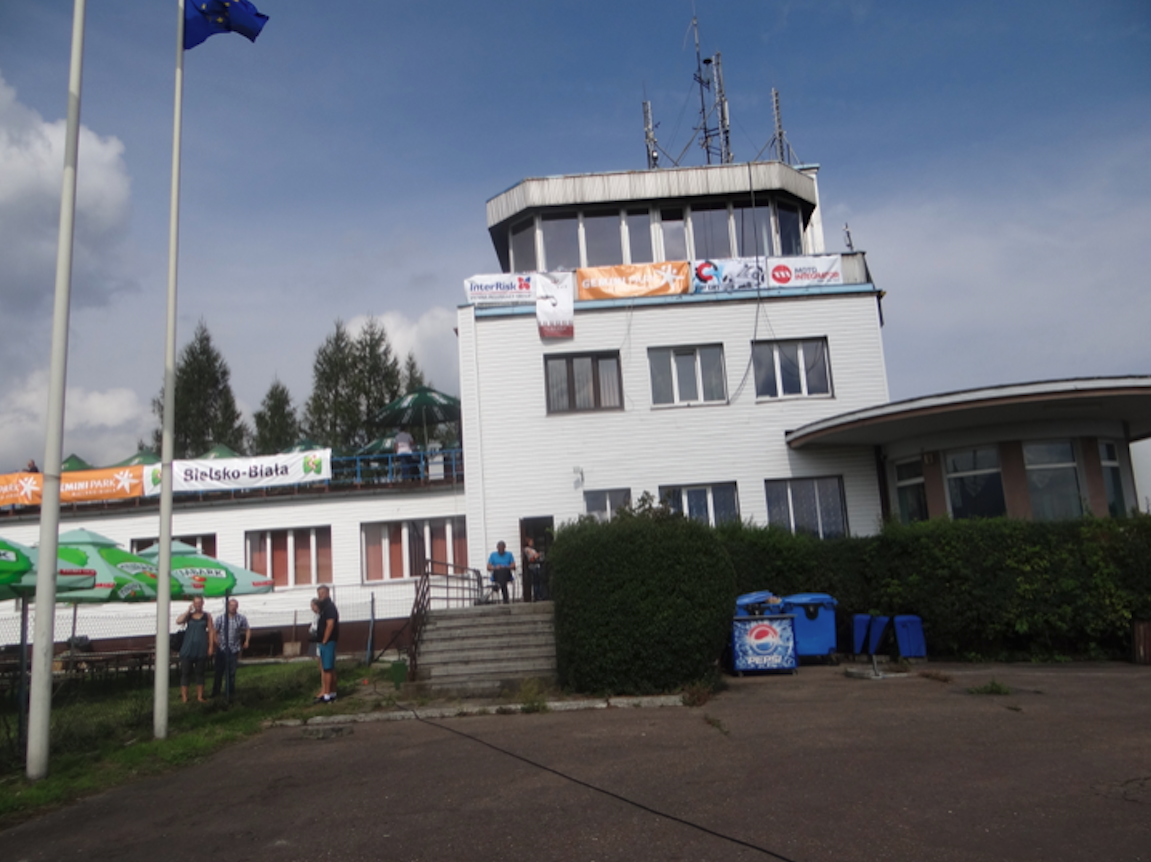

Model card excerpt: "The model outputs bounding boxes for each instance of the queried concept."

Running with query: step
[419,637,555,662]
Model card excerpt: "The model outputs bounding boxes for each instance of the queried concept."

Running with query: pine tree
[354,317,402,447]
[253,379,300,454]
[401,350,427,393]
[303,321,360,452]
[151,320,250,459]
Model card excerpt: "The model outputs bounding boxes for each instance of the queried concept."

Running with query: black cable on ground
[403,706,803,862]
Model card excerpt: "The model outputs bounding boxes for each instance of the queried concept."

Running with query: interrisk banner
[464,273,535,305]
[691,255,844,292]
[534,271,574,338]
[576,262,691,300]
[145,450,332,496]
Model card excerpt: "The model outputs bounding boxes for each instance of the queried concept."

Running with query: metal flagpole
[26,0,87,781]
[154,0,187,739]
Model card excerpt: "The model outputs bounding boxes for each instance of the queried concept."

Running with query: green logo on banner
[303,455,323,475]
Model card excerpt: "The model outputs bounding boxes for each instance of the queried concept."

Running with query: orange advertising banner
[576,262,691,300]
[0,466,145,508]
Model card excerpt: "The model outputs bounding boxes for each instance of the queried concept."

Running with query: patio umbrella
[137,540,274,598]
[197,444,240,460]
[374,385,461,447]
[104,449,160,468]
[52,529,162,604]
[356,435,396,456]
[61,453,93,472]
[281,438,323,453]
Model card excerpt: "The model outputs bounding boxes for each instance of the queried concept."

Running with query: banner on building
[0,467,147,508]
[576,262,691,300]
[464,273,535,305]
[534,271,574,338]
[0,472,43,508]
[691,255,845,292]
[765,255,843,288]
[146,450,332,496]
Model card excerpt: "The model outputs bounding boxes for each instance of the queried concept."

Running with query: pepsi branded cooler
[731,615,797,673]
[778,593,838,658]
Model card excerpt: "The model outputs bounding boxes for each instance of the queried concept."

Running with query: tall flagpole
[26,0,87,781]
[154,0,186,740]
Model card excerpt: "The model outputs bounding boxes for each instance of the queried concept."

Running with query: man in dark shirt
[315,585,340,704]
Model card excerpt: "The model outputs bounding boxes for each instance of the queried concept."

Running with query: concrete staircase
[411,601,556,696]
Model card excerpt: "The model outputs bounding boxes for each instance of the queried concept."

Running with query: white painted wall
[460,290,890,566]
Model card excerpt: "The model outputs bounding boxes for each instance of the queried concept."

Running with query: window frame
[648,344,727,406]
[544,351,624,414]
[943,445,1007,520]
[1023,440,1082,521]
[660,483,740,526]
[751,339,833,400]
[584,488,632,522]
[1099,440,1126,517]
[894,459,928,524]
[764,477,848,539]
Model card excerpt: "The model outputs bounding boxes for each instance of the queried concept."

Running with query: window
[895,460,928,524]
[1100,441,1125,517]
[541,213,579,270]
[945,446,1006,519]
[777,202,803,256]
[734,201,771,258]
[660,208,687,261]
[585,488,631,522]
[545,353,622,413]
[752,339,831,398]
[1024,441,1082,521]
[583,210,623,266]
[691,204,731,259]
[246,527,332,587]
[765,477,847,538]
[131,533,217,556]
[362,517,466,581]
[661,483,739,525]
[625,209,652,263]
[510,217,536,272]
[649,345,726,405]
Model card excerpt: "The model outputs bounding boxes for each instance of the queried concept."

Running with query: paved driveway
[2,663,1149,862]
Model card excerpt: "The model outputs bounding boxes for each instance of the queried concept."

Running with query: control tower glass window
[541,213,580,271]
[734,202,771,257]
[778,202,803,256]
[626,210,652,263]
[691,204,731,259]
[583,210,624,266]
[660,208,687,261]
[510,218,536,272]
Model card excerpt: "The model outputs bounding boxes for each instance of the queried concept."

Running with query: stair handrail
[406,558,484,681]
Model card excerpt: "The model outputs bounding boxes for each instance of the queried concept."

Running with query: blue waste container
[778,593,838,657]
[734,590,781,618]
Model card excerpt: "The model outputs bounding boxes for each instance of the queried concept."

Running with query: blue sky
[0,0,1149,470]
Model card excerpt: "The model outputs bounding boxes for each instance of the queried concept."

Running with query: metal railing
[405,558,484,681]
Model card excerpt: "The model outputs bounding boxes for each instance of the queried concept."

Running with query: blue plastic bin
[893,615,927,658]
[779,592,838,657]
[734,590,781,618]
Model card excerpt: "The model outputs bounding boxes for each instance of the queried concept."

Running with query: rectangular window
[131,533,216,556]
[895,459,928,524]
[649,345,726,406]
[545,353,622,413]
[752,339,831,399]
[690,204,731,259]
[510,217,536,272]
[245,527,331,587]
[1100,441,1125,517]
[660,208,687,261]
[1024,441,1082,521]
[661,483,739,526]
[777,202,803,256]
[764,477,846,538]
[541,213,580,270]
[733,202,771,258]
[625,209,652,263]
[583,210,623,266]
[584,488,631,522]
[945,446,1006,519]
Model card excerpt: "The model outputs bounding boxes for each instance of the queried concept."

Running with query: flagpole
[26,0,87,781]
[154,0,186,740]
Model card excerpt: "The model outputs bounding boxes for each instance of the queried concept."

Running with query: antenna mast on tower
[643,100,660,169]
[755,88,799,165]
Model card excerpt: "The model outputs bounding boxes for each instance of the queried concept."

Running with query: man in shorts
[315,585,340,704]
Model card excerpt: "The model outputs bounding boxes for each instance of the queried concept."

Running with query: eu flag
[185,1,269,50]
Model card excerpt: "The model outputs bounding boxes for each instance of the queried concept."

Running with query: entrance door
[518,516,554,602]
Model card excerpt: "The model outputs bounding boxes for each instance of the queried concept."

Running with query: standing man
[523,537,544,602]
[487,541,516,604]
[315,585,340,704]
[394,426,417,481]
[211,598,250,700]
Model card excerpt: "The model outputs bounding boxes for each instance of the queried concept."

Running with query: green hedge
[550,512,1151,684]
[550,507,736,694]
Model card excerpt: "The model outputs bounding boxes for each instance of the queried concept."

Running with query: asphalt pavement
[1,662,1148,862]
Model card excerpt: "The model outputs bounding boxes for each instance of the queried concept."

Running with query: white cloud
[0,369,153,473]
[348,307,461,396]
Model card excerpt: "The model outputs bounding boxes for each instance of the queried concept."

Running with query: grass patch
[0,659,362,826]
[918,669,953,684]
[967,679,1012,696]
[703,714,729,736]
[516,678,551,714]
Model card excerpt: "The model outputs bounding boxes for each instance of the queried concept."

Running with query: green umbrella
[374,385,461,429]
[281,438,324,453]
[52,529,163,603]
[61,453,93,472]
[356,435,396,456]
[0,536,95,601]
[138,540,274,598]
[103,449,161,468]
[196,444,241,460]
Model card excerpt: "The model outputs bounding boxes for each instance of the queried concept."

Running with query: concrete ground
[1,662,1148,862]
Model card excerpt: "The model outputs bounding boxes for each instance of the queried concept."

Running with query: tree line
[150,318,433,458]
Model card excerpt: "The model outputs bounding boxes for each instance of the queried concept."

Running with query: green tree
[354,317,402,446]
[151,320,249,459]
[401,349,427,393]
[252,378,300,454]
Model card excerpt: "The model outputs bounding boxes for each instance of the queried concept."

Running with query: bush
[550,504,737,694]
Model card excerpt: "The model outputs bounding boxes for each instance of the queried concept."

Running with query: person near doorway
[211,598,250,699]
[523,537,544,602]
[487,541,516,604]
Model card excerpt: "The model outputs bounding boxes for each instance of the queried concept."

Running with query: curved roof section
[786,377,1151,448]
[486,161,818,229]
